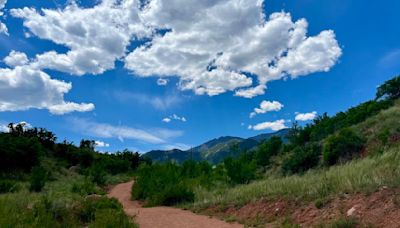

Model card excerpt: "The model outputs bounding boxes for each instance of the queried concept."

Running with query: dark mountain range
[143,128,290,164]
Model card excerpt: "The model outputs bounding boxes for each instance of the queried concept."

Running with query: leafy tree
[255,136,283,166]
[376,75,400,100]
[0,134,43,172]
[80,140,96,151]
[323,128,365,166]
[224,153,257,184]
[281,143,321,174]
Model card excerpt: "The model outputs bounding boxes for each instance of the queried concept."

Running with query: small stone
[347,206,356,216]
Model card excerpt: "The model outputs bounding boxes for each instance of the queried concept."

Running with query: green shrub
[323,129,365,166]
[71,179,98,196]
[255,136,283,167]
[88,164,107,186]
[282,143,321,174]
[132,163,195,206]
[29,166,47,192]
[77,197,122,223]
[224,154,257,184]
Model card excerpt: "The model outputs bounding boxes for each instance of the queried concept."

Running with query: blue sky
[0,0,399,152]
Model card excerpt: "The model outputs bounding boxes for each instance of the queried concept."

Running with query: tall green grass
[192,144,400,208]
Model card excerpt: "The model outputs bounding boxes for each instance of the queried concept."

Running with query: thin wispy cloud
[114,91,183,110]
[68,117,183,144]
[379,49,400,69]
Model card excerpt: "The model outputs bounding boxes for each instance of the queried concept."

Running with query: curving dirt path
[108,181,243,228]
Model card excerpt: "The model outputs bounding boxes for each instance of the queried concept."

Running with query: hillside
[190,100,400,226]
[143,129,290,164]
[132,76,400,227]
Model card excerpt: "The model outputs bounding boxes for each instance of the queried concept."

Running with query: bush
[282,143,321,174]
[132,163,195,206]
[71,179,98,196]
[323,129,365,166]
[77,197,122,223]
[29,166,47,192]
[224,155,257,184]
[254,136,283,167]
[88,164,107,186]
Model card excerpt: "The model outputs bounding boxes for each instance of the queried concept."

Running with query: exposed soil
[202,187,400,227]
[108,181,243,228]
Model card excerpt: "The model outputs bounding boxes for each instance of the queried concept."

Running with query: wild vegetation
[132,76,400,220]
[0,124,142,227]
[2,76,399,226]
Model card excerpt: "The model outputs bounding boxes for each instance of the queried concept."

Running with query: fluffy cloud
[4,51,29,67]
[12,0,341,98]
[0,0,7,35]
[157,78,168,86]
[95,140,110,148]
[162,117,171,123]
[69,118,183,144]
[250,100,283,118]
[249,119,287,131]
[162,114,186,123]
[0,65,94,114]
[11,0,151,75]
[295,111,317,121]
[125,1,342,97]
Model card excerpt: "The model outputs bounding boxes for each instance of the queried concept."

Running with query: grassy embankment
[191,101,400,208]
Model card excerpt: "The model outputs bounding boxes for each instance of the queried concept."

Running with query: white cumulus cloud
[3,51,29,67]
[12,0,341,98]
[295,111,317,121]
[250,100,283,118]
[11,0,151,75]
[162,117,171,123]
[0,65,95,114]
[125,1,342,98]
[249,119,287,131]
[0,0,8,35]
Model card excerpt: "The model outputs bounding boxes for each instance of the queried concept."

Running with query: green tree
[282,143,321,174]
[224,154,257,184]
[323,128,365,166]
[255,136,283,167]
[376,76,400,100]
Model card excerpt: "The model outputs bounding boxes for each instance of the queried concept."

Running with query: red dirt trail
[108,181,243,228]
